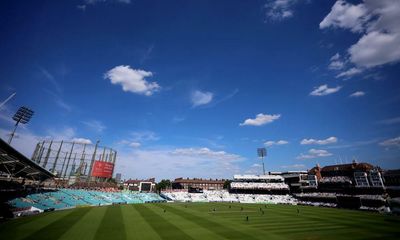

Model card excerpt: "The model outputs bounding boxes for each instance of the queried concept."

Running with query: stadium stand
[8,189,165,212]
[230,182,289,190]
[123,178,156,192]
[172,177,225,190]
[1,133,399,218]
[0,138,54,181]
[229,174,290,194]
[162,190,296,204]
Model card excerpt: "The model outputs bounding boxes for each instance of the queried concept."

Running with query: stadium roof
[0,138,54,181]
[233,174,284,180]
[174,177,225,184]
[321,162,375,172]
[125,178,156,184]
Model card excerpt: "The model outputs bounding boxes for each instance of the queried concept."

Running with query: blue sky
[0,0,399,180]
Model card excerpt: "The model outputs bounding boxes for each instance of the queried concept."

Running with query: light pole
[257,147,267,175]
[8,106,34,144]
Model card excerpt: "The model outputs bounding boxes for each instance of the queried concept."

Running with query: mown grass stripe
[58,206,106,240]
[94,205,126,240]
[134,204,195,240]
[2,203,400,240]
[251,222,334,229]
[267,206,396,233]
[120,204,161,240]
[145,204,227,240]
[0,210,72,239]
[271,225,347,234]
[160,204,261,240]
[22,207,92,240]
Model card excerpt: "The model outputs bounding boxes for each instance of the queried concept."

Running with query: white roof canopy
[233,174,284,181]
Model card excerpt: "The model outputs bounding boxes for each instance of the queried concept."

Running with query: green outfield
[0,203,399,240]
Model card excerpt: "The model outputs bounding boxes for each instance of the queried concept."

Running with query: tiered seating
[320,176,352,184]
[162,190,296,204]
[162,192,192,202]
[230,182,289,190]
[26,193,69,209]
[58,189,92,205]
[117,192,143,204]
[8,198,45,209]
[8,189,166,210]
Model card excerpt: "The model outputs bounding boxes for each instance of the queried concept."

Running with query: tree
[223,180,232,189]
[156,179,171,192]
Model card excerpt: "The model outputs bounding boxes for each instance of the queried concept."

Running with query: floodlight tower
[8,106,34,144]
[257,147,267,175]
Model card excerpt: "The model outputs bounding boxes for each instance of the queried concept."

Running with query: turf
[0,203,399,240]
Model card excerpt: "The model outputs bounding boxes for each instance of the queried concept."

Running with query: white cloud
[46,127,76,141]
[245,162,265,175]
[114,147,244,179]
[116,131,158,150]
[77,5,86,11]
[43,89,72,113]
[349,31,400,68]
[0,126,92,157]
[140,44,155,64]
[301,137,338,145]
[349,91,365,97]
[55,98,72,112]
[172,116,185,123]
[82,120,106,133]
[78,0,130,10]
[131,131,159,142]
[379,136,400,148]
[71,138,92,144]
[264,0,298,21]
[0,104,16,125]
[208,88,239,108]
[39,67,62,94]
[280,164,306,170]
[328,53,345,70]
[0,128,41,157]
[172,147,242,161]
[240,113,281,126]
[310,84,342,96]
[84,0,130,4]
[329,60,345,70]
[129,142,141,148]
[191,90,213,107]
[320,0,370,33]
[321,0,400,70]
[104,65,160,96]
[336,67,363,78]
[264,140,289,147]
[251,163,262,168]
[378,117,400,125]
[325,139,378,150]
[330,53,340,61]
[297,149,333,159]
[45,127,94,146]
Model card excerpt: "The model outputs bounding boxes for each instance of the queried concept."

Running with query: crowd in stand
[230,182,289,190]
[297,201,337,208]
[50,181,120,192]
[320,176,353,184]
[295,192,386,200]
[8,188,165,212]
[162,190,296,204]
[295,192,337,198]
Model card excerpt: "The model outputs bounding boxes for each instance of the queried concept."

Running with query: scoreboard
[91,161,114,178]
